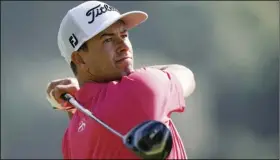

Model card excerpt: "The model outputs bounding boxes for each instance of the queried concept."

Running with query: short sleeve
[163,70,186,113]
[118,68,186,121]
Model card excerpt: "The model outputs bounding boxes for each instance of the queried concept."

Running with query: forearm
[67,112,75,120]
[66,109,76,120]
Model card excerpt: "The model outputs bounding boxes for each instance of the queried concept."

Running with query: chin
[116,61,134,73]
[119,66,132,76]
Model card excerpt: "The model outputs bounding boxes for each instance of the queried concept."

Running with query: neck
[76,66,135,86]
[75,69,97,87]
[121,65,134,76]
[75,72,121,86]
[75,75,88,87]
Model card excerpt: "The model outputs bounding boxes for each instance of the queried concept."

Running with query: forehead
[86,20,127,43]
[100,20,126,34]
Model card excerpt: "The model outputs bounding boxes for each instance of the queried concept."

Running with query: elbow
[174,65,196,98]
[183,67,196,98]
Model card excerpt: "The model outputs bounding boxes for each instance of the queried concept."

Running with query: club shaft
[67,96,124,139]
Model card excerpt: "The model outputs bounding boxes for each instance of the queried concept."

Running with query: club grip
[60,93,73,101]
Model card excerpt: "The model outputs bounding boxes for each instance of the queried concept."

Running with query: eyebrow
[99,33,114,39]
[99,29,128,39]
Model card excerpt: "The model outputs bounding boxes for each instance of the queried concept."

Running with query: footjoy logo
[86,4,119,24]
[69,33,78,48]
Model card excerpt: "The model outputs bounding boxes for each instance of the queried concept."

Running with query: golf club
[61,93,173,159]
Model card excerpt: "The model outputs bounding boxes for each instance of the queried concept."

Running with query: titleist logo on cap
[86,4,120,24]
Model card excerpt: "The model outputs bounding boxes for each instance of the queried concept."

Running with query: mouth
[115,57,132,63]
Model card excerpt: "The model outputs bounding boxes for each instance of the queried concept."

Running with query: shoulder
[121,67,170,89]
[75,82,109,105]
[113,68,174,100]
[127,67,170,83]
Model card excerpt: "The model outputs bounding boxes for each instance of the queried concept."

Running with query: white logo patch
[78,119,86,132]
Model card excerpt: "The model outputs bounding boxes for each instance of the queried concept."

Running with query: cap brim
[119,11,148,30]
[96,11,148,34]
[77,11,148,51]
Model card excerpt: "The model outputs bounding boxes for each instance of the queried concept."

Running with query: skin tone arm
[67,112,74,119]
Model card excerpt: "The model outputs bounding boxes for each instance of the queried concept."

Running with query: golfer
[46,1,196,159]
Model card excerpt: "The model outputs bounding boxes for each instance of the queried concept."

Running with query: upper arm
[119,68,186,119]
[164,65,196,98]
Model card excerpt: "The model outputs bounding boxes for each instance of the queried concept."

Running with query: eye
[104,38,113,43]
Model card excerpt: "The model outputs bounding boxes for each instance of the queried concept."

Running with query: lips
[115,57,131,63]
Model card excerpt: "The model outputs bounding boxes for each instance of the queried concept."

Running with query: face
[71,20,134,82]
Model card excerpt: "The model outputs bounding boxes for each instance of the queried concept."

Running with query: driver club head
[123,120,173,159]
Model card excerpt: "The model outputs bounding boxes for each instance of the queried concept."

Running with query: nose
[116,38,129,55]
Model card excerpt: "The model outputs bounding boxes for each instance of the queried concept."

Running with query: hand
[46,77,79,112]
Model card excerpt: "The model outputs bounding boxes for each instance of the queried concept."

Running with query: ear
[71,52,87,70]
[71,51,84,64]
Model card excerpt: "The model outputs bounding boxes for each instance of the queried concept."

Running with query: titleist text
[86,4,119,24]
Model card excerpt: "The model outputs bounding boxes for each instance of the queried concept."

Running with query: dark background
[1,1,279,159]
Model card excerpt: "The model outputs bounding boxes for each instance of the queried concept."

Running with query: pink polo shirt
[62,67,187,159]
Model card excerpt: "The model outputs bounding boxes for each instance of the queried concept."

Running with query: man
[46,1,196,159]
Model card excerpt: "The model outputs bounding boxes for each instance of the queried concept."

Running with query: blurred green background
[1,1,279,159]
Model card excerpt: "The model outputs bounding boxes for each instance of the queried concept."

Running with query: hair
[70,42,88,76]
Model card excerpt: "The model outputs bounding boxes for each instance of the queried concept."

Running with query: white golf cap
[57,1,148,64]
